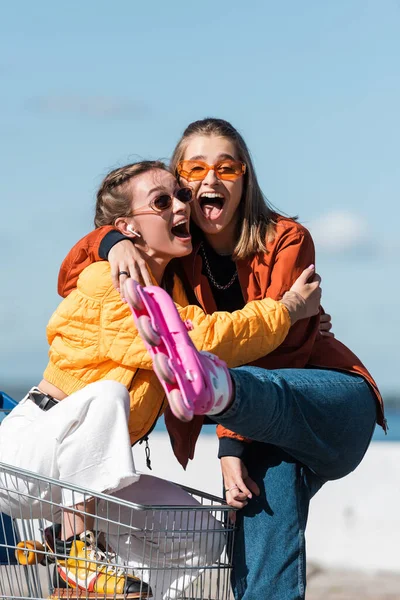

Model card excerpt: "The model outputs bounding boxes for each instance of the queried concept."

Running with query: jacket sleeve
[100,284,292,370]
[58,226,115,297]
[257,227,319,364]
[217,226,320,446]
[51,260,293,379]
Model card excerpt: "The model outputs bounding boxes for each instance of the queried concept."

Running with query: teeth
[172,219,187,228]
[200,193,224,199]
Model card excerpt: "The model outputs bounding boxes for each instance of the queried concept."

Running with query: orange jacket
[58,217,385,461]
[46,261,291,467]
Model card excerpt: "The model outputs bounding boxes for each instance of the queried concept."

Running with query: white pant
[0,381,225,599]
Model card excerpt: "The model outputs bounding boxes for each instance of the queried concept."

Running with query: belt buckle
[29,389,57,411]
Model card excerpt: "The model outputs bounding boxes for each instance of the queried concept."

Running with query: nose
[172,194,190,213]
[202,166,219,185]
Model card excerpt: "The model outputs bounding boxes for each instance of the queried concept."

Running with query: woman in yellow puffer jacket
[0,160,319,600]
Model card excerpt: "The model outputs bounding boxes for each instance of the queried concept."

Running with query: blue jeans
[212,367,377,600]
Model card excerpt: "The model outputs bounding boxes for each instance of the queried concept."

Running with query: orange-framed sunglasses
[176,159,246,182]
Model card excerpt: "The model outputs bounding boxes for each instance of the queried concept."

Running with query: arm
[100,260,321,371]
[46,279,294,386]
[58,227,152,297]
[260,227,319,365]
[58,247,318,379]
[58,226,115,297]
[100,282,294,370]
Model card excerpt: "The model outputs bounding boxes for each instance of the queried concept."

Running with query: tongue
[203,204,222,219]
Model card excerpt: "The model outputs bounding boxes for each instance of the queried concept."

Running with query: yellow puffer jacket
[44,262,291,452]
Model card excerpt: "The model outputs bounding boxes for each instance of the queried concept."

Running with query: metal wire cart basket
[0,392,235,600]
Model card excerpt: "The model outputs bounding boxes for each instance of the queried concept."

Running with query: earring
[127,225,141,238]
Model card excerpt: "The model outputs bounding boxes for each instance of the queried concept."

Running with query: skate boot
[45,525,151,599]
[125,279,232,422]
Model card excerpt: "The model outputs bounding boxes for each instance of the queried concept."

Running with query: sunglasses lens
[178,161,208,181]
[177,187,193,203]
[153,194,172,211]
[216,160,244,180]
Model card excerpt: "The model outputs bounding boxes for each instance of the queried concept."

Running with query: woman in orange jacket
[59,118,383,600]
[0,159,320,600]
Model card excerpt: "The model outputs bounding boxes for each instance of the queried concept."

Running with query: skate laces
[79,531,124,577]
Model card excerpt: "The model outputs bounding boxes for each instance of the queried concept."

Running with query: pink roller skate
[125,279,232,422]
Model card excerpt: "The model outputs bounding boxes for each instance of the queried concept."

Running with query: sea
[1,386,399,441]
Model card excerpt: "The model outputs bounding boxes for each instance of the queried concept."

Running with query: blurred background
[1,1,399,596]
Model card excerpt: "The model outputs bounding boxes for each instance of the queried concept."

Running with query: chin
[173,242,193,257]
[198,220,227,235]
[181,244,193,256]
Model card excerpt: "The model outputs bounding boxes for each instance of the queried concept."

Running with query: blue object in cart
[0,391,17,422]
[0,391,18,565]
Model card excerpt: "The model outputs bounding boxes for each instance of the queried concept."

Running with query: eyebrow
[187,153,237,161]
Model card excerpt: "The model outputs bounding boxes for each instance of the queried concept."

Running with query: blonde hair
[170,118,277,259]
[95,160,169,227]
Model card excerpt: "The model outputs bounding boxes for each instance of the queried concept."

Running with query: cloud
[308,211,376,257]
[26,95,148,119]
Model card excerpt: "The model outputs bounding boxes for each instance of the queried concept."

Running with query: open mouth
[199,192,225,220]
[171,218,191,240]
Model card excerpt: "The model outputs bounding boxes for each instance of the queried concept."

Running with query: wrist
[99,230,131,260]
[280,290,307,325]
[218,437,248,459]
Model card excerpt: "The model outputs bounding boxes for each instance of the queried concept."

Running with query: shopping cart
[0,392,235,600]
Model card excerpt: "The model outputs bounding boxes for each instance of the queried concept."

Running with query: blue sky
[0,0,399,394]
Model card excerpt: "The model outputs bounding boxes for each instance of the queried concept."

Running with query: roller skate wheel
[16,540,45,565]
[169,388,193,422]
[154,353,176,385]
[137,315,160,346]
[125,280,144,310]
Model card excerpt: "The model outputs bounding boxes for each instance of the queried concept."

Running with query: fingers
[128,261,144,285]
[225,475,260,509]
[320,316,332,331]
[225,488,249,509]
[311,272,322,301]
[108,240,152,291]
[234,479,252,499]
[224,480,249,509]
[139,262,153,287]
[125,259,152,287]
[307,274,321,293]
[297,264,315,285]
[111,267,121,292]
[320,313,334,336]
[320,313,331,324]
[119,277,128,303]
[245,476,261,497]
[114,258,151,299]
[312,272,321,285]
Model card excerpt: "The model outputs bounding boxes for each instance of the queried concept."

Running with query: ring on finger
[119,271,129,277]
[225,484,239,493]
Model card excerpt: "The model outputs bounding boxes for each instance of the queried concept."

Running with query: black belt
[28,389,59,411]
